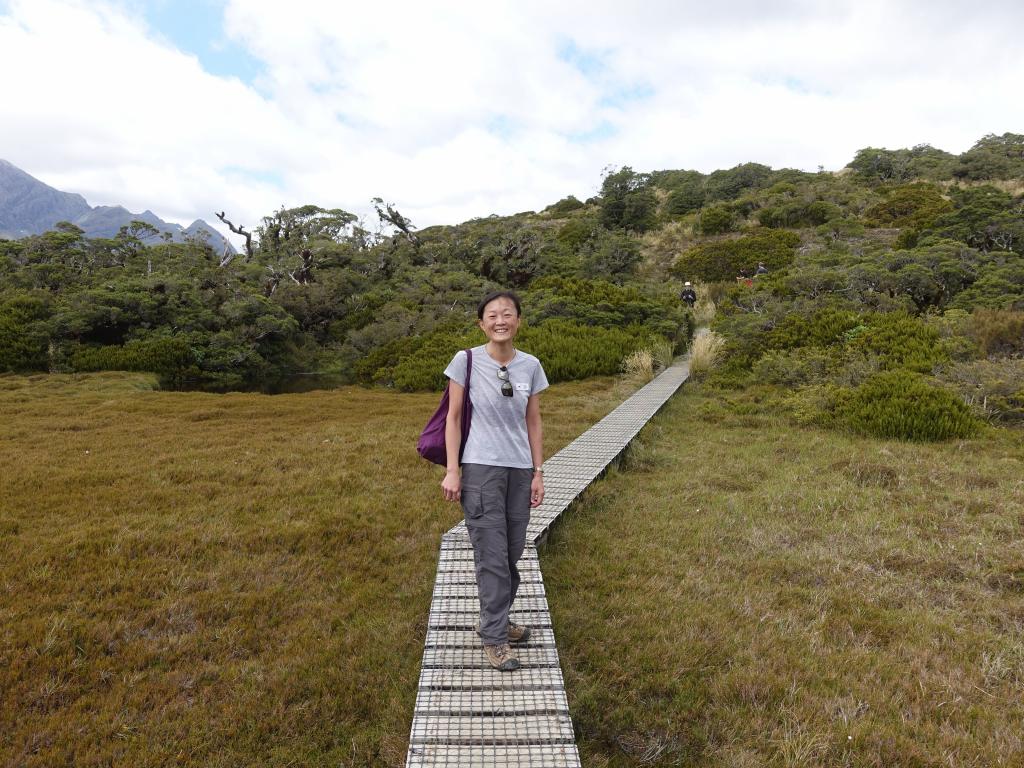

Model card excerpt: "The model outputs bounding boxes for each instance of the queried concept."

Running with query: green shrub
[382,319,656,391]
[862,183,953,229]
[768,308,861,350]
[779,383,844,427]
[527,276,689,341]
[847,313,948,373]
[386,327,480,391]
[696,204,735,235]
[545,195,586,215]
[671,229,800,282]
[752,348,832,387]
[518,320,655,383]
[69,336,195,377]
[758,200,842,228]
[0,293,51,372]
[838,370,980,441]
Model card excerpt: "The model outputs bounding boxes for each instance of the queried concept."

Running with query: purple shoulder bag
[417,349,473,466]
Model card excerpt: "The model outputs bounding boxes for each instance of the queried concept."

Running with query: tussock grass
[687,330,725,376]
[621,349,655,381]
[649,339,675,374]
[543,386,1024,767]
[691,284,717,328]
[0,372,641,767]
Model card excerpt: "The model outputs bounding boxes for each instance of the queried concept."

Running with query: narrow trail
[406,360,691,767]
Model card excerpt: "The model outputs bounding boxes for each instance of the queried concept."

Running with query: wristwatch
[533,466,544,475]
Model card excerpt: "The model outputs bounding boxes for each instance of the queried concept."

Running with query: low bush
[862,183,953,229]
[527,276,688,341]
[544,195,586,215]
[939,358,1024,423]
[671,229,801,282]
[517,321,656,384]
[847,312,948,373]
[838,370,981,441]
[768,307,861,350]
[752,348,833,387]
[696,203,736,235]
[383,319,656,391]
[69,336,195,379]
[968,309,1024,357]
[758,199,842,228]
[0,293,51,371]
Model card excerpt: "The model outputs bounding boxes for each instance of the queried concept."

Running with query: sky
[1,0,1022,247]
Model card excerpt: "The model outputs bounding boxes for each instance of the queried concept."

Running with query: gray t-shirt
[444,345,549,468]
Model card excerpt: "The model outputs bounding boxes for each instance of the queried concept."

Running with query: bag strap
[459,348,473,457]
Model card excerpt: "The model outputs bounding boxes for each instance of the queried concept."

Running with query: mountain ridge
[0,159,234,254]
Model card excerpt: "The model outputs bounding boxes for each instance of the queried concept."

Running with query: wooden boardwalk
[407,361,690,767]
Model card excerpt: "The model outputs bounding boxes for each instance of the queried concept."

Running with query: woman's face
[478,297,521,343]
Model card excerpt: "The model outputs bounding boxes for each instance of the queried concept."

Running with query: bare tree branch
[371,197,419,246]
[216,211,254,262]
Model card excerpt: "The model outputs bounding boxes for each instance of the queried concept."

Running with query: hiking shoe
[507,621,531,644]
[474,621,531,644]
[483,643,520,672]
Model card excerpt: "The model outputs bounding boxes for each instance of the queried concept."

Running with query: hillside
[1,132,1022,437]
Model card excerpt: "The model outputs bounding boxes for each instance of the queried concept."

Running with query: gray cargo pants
[460,463,533,646]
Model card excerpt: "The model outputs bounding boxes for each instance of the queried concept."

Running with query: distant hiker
[441,290,548,673]
[755,261,769,276]
[680,282,697,308]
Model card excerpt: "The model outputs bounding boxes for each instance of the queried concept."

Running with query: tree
[579,230,641,282]
[704,162,772,202]
[544,195,586,215]
[372,197,418,246]
[927,186,1021,252]
[478,229,543,288]
[954,133,1024,180]
[598,166,657,233]
[255,205,363,290]
[215,211,254,262]
[0,292,51,371]
[697,203,735,235]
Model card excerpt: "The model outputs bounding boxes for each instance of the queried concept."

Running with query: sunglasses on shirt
[497,365,513,397]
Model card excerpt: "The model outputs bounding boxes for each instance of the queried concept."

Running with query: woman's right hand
[441,469,461,502]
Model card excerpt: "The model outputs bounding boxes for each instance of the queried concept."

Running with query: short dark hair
[477,290,522,319]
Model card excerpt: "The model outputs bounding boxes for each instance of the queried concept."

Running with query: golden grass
[0,372,641,767]
[691,284,717,328]
[687,330,725,376]
[937,178,1024,197]
[543,387,1024,766]
[621,349,655,381]
[649,339,675,373]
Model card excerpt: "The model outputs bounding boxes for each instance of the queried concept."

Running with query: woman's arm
[526,394,545,507]
[441,380,464,502]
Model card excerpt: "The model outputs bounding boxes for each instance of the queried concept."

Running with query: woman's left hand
[530,474,544,508]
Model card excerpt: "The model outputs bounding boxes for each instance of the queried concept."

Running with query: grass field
[0,371,641,767]
[543,386,1024,767]
[4,372,1023,767]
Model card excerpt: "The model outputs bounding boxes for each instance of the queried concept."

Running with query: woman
[441,290,547,672]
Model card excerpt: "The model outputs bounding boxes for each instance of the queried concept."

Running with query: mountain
[0,159,234,254]
[0,159,91,237]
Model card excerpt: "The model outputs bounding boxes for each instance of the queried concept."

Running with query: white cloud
[1,0,1022,247]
